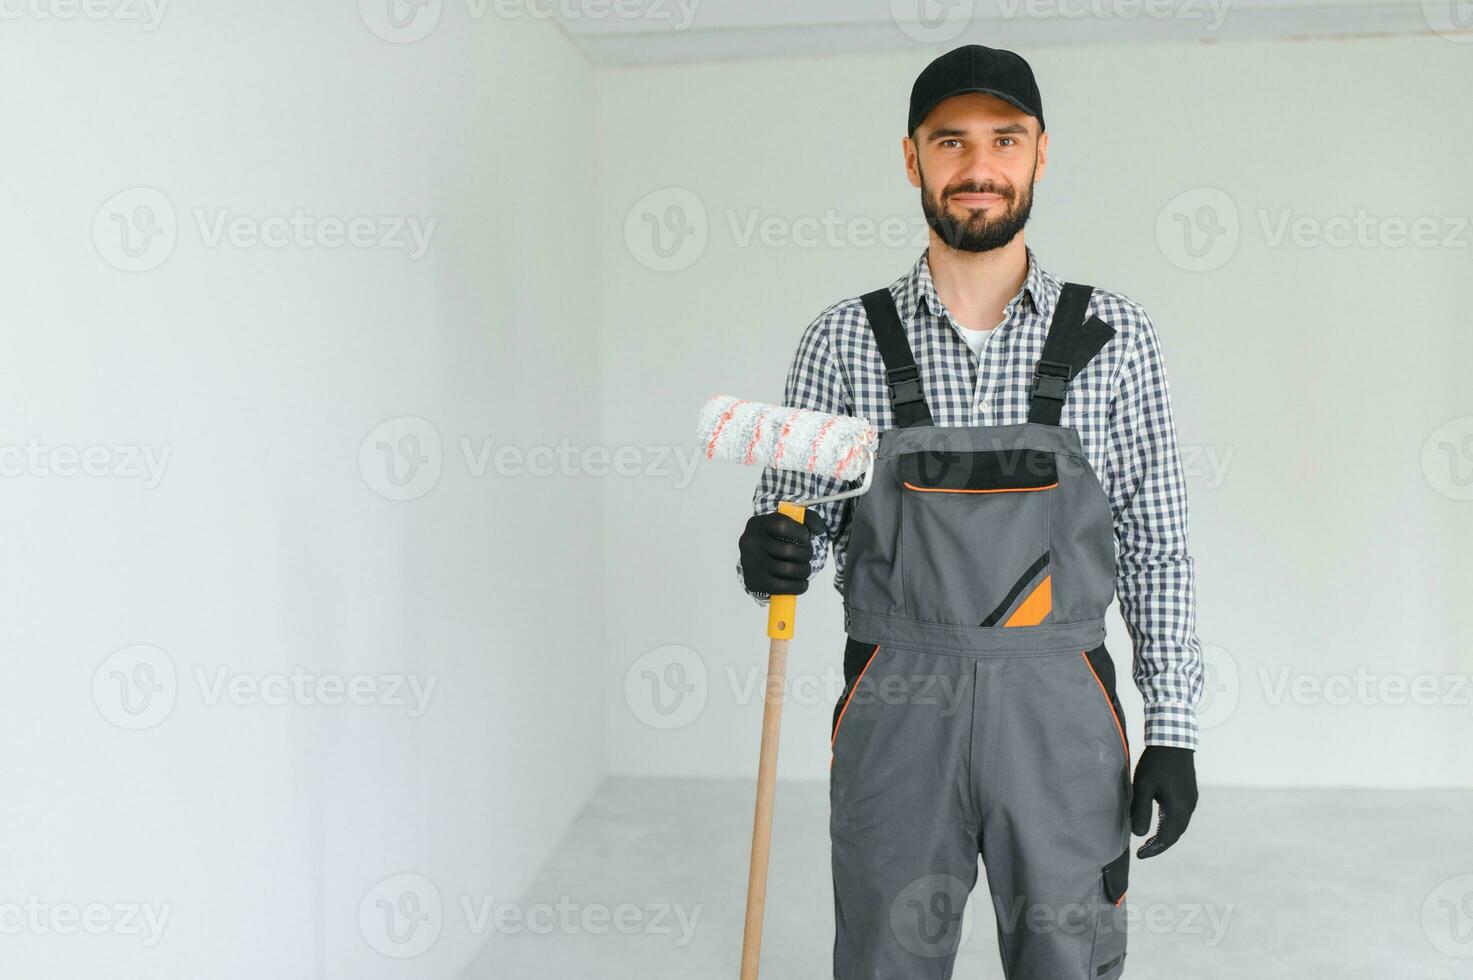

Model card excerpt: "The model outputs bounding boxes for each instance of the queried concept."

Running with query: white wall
[0,5,603,978]
[598,35,1473,789]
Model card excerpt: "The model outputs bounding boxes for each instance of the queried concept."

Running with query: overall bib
[829,282,1133,979]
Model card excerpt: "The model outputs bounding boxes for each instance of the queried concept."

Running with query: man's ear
[903,136,922,190]
[1034,129,1049,182]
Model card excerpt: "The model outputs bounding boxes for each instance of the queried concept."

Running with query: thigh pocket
[898,447,1056,626]
[1082,645,1130,768]
[1093,847,1130,977]
[831,639,882,750]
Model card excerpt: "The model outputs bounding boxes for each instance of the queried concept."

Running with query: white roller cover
[697,394,875,481]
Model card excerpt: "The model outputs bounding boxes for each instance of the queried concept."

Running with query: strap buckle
[1030,359,1072,402]
[885,364,925,407]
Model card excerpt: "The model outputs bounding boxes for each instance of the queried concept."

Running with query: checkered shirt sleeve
[1105,311,1204,750]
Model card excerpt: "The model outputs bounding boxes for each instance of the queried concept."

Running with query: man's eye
[942,139,962,148]
[998,138,1016,147]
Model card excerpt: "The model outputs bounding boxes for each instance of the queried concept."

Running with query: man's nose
[950,151,1004,190]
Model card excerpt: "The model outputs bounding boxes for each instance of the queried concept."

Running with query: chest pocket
[898,448,1057,628]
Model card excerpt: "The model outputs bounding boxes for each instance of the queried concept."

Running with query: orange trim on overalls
[1003,575,1052,627]
[901,481,1058,494]
[1081,651,1130,767]
[830,644,881,766]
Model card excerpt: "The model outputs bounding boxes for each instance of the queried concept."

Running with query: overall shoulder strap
[860,287,934,428]
[1027,282,1117,426]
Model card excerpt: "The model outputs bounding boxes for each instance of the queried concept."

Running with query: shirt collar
[901,244,1058,326]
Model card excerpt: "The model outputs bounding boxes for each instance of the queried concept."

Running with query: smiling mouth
[950,194,1005,207]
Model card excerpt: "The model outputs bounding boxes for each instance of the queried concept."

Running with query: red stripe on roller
[704,398,748,460]
[833,438,864,479]
[806,416,838,474]
[742,405,772,466]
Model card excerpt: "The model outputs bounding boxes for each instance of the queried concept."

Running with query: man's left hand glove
[1130,746,1198,859]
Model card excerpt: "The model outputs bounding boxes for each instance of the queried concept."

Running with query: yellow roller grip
[766,501,807,640]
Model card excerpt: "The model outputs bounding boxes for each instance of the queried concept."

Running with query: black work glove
[738,509,829,597]
[1130,746,1198,859]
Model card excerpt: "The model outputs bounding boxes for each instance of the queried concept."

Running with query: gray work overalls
[829,281,1132,979]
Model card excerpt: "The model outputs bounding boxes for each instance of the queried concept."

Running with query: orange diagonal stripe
[1003,575,1051,627]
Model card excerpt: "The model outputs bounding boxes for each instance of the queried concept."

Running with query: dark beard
[919,164,1035,253]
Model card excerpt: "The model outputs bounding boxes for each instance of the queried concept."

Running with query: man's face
[904,93,1048,253]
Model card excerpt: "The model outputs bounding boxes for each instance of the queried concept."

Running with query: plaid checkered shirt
[741,245,1204,751]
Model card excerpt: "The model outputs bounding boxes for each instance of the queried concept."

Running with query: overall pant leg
[829,639,981,979]
[973,645,1133,980]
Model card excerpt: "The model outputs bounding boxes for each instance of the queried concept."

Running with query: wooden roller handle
[739,633,789,980]
[741,499,808,978]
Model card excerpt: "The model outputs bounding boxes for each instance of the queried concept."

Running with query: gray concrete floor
[462,778,1472,979]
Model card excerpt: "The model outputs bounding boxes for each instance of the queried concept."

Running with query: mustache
[944,183,1013,200]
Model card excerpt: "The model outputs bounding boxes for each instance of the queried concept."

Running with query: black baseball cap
[908,44,1044,136]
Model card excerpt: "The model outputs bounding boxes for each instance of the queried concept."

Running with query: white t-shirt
[956,324,996,360]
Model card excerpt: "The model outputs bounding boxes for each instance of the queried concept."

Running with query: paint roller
[695,394,876,980]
